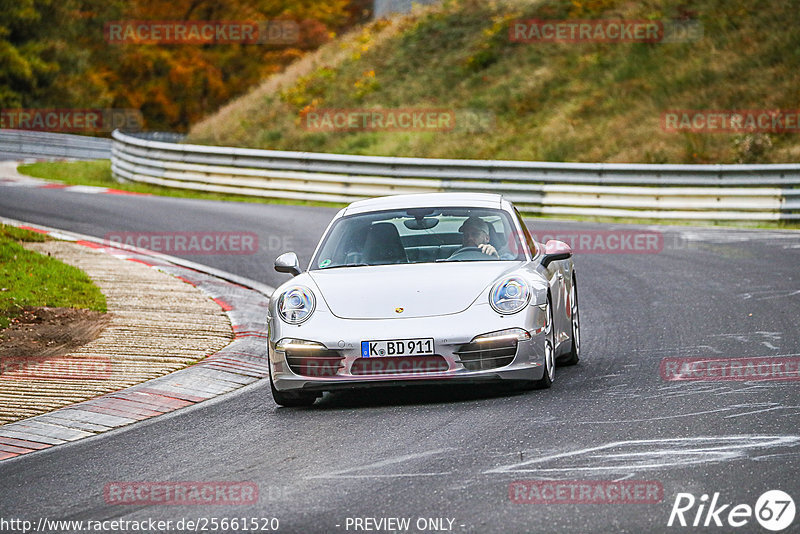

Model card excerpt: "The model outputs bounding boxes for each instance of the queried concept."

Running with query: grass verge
[526,213,799,230]
[188,0,800,165]
[0,224,106,329]
[16,161,342,208]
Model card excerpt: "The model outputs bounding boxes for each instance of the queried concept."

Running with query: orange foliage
[69,0,363,131]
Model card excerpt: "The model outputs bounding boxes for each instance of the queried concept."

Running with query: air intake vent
[351,355,448,375]
[455,339,517,371]
[285,348,344,377]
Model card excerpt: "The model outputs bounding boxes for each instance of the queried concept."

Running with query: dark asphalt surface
[1,186,799,533]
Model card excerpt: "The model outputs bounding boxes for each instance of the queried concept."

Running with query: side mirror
[541,240,572,267]
[274,252,301,276]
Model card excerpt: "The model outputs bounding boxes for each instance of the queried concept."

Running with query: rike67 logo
[668,490,795,531]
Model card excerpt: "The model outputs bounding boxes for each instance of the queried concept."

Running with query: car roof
[342,192,505,216]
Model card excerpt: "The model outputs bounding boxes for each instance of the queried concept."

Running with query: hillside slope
[187,0,800,164]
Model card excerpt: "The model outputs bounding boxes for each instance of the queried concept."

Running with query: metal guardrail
[111,130,800,220]
[0,130,112,161]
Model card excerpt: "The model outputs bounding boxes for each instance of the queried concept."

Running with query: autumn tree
[1,0,367,131]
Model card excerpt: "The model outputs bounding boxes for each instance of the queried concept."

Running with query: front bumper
[269,302,547,393]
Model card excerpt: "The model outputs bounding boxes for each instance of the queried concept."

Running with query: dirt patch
[0,307,109,360]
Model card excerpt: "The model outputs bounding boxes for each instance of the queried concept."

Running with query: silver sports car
[267,193,580,406]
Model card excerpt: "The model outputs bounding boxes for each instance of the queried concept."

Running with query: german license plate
[361,338,434,357]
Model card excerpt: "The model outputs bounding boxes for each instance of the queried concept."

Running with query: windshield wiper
[319,262,370,269]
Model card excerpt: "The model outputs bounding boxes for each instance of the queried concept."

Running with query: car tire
[559,274,580,366]
[269,365,318,407]
[532,297,555,389]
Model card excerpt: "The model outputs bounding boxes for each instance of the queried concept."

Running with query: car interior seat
[362,222,408,265]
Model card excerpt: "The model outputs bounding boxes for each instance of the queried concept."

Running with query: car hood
[308,262,521,319]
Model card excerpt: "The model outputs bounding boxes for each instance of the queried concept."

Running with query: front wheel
[532,298,555,389]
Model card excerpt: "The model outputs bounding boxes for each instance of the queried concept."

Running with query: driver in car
[457,216,499,257]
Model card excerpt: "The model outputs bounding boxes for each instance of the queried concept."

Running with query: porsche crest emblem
[395,307,404,314]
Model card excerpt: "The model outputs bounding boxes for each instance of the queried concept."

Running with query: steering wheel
[447,246,493,261]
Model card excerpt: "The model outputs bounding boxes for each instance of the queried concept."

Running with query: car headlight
[489,276,530,314]
[277,286,316,324]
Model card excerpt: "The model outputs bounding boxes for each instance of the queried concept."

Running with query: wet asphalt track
[0,186,799,533]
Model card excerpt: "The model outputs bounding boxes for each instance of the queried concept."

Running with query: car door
[513,207,570,352]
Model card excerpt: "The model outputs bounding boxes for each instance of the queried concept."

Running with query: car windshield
[310,207,526,269]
